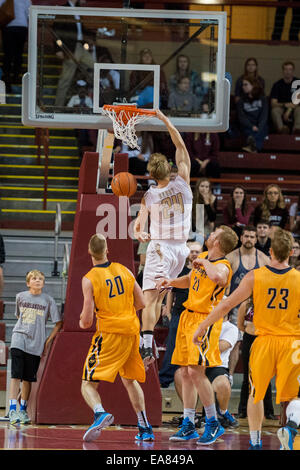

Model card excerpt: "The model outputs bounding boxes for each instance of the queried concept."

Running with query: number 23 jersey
[84,261,140,335]
[253,265,300,336]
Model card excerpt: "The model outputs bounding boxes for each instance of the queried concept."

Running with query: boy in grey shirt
[8,270,63,424]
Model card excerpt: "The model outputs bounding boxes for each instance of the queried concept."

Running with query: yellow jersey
[183,251,232,314]
[253,265,300,336]
[84,261,140,335]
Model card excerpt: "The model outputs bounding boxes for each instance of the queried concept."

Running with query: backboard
[22,6,230,133]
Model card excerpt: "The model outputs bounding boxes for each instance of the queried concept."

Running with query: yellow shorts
[249,335,300,404]
[82,331,145,383]
[171,309,223,367]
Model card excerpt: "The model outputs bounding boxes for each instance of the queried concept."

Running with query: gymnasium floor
[0,413,295,451]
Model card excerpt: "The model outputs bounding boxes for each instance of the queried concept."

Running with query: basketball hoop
[102,103,156,150]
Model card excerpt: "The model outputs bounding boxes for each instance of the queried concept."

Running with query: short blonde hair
[26,270,45,284]
[271,228,293,262]
[88,233,107,260]
[218,225,239,255]
[147,153,171,181]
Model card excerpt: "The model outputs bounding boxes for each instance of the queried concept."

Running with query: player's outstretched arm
[155,109,190,184]
[79,277,94,329]
[192,271,254,344]
[133,197,151,243]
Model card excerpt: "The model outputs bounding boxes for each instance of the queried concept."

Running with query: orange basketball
[111,172,137,197]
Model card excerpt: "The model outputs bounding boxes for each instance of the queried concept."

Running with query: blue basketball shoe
[249,440,262,450]
[197,417,225,445]
[135,424,155,441]
[169,417,199,441]
[277,426,297,450]
[83,412,114,442]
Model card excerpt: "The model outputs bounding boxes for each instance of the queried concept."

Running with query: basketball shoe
[83,412,114,442]
[135,424,155,441]
[277,425,297,450]
[197,416,225,445]
[169,417,199,441]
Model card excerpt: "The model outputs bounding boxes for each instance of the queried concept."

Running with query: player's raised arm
[133,196,151,243]
[155,109,190,184]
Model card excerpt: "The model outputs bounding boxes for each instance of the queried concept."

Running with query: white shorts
[142,240,189,291]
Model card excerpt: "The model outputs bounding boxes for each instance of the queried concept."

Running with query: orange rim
[103,104,156,117]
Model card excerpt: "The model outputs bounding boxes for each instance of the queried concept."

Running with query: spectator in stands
[255,219,272,256]
[169,54,206,107]
[8,270,63,425]
[237,297,275,420]
[98,51,120,106]
[223,185,254,239]
[270,61,300,134]
[67,80,93,157]
[183,132,221,178]
[289,194,300,237]
[113,132,154,177]
[271,0,300,42]
[168,76,199,114]
[191,178,217,244]
[234,58,265,103]
[54,0,96,107]
[253,184,289,228]
[289,239,300,267]
[0,0,31,93]
[236,76,269,153]
[129,48,168,109]
[0,233,5,298]
[159,242,202,390]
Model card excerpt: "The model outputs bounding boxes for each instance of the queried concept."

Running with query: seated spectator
[129,48,168,109]
[253,184,289,228]
[255,219,272,256]
[98,51,120,105]
[113,131,154,177]
[270,61,300,134]
[191,178,217,244]
[183,132,221,178]
[289,194,300,237]
[234,58,265,103]
[236,76,268,153]
[223,185,254,239]
[168,76,199,114]
[237,297,275,420]
[289,239,300,268]
[169,54,206,106]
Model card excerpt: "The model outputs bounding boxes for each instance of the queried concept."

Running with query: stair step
[0,185,78,198]
[0,155,80,165]
[0,125,76,137]
[0,144,79,156]
[0,175,79,186]
[0,164,79,177]
[0,198,77,212]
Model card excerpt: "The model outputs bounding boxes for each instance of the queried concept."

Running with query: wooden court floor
[0,414,298,451]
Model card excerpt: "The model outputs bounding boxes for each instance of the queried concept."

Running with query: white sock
[137,410,150,428]
[204,403,217,420]
[250,430,261,445]
[184,408,195,424]
[286,399,300,427]
[94,403,105,414]
[139,334,144,348]
[142,332,153,349]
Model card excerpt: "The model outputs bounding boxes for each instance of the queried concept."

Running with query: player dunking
[134,109,192,365]
[80,234,154,443]
[193,228,300,450]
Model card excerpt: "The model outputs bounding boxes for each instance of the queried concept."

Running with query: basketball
[111,172,137,197]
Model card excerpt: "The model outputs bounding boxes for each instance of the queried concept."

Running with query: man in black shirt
[255,219,272,256]
[270,61,300,134]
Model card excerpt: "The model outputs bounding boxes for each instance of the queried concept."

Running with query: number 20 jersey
[253,265,300,336]
[144,175,193,242]
[84,261,140,335]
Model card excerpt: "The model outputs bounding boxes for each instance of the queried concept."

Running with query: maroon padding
[29,331,162,426]
[0,323,5,341]
[32,150,162,425]
[0,300,3,319]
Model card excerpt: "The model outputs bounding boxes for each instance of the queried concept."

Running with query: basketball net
[102,104,156,150]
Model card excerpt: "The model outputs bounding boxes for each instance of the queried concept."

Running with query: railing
[35,127,50,210]
[52,203,61,277]
[61,242,70,313]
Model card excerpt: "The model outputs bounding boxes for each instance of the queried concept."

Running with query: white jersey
[144,175,193,242]
[219,321,239,369]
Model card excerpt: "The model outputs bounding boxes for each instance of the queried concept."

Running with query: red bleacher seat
[219,152,300,172]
